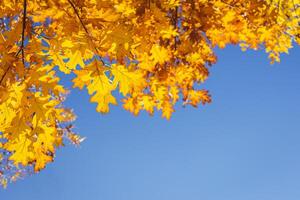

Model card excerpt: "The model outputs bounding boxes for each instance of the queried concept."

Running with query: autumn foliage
[0,0,300,187]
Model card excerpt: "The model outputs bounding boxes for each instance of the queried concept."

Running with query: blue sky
[1,45,300,200]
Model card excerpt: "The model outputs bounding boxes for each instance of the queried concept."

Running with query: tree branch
[1,0,27,85]
[0,65,10,85]
[67,0,105,66]
[67,0,89,35]
[16,0,27,66]
[174,6,178,50]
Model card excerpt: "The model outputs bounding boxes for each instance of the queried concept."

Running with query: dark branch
[174,6,178,50]
[0,65,10,85]
[1,0,27,84]
[67,0,105,66]
[67,0,89,34]
[16,0,27,66]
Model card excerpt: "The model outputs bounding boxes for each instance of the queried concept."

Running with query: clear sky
[1,45,300,200]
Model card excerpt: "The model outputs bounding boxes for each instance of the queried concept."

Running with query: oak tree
[1,0,300,187]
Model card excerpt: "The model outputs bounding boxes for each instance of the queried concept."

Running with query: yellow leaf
[87,74,117,113]
[111,64,146,96]
[67,50,85,71]
[150,45,170,65]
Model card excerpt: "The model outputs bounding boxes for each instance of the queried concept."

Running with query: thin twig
[1,0,27,84]
[67,0,105,66]
[67,0,89,34]
[174,6,178,50]
[0,65,10,84]
[16,0,27,66]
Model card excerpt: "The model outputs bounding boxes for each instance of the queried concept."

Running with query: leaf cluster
[1,0,300,187]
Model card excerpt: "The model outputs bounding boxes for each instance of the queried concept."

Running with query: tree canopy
[0,0,300,187]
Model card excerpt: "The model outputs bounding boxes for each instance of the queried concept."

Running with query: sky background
[1,45,300,200]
